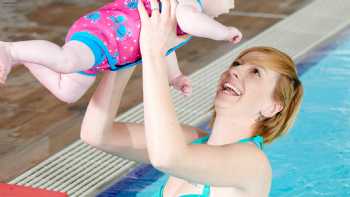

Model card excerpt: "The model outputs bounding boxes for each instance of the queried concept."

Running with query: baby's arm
[176,0,236,41]
[166,52,181,80]
[166,52,192,96]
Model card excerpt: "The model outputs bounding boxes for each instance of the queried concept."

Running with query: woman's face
[215,52,282,120]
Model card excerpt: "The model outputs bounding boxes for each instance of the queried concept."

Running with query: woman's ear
[261,102,283,118]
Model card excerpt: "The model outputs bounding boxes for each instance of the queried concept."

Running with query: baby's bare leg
[0,40,95,84]
[25,63,96,103]
[11,40,95,73]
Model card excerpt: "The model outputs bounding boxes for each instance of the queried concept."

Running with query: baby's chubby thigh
[54,72,96,104]
[61,41,96,72]
[64,11,118,70]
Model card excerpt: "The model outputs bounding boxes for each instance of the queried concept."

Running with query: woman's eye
[251,68,261,77]
[231,61,241,67]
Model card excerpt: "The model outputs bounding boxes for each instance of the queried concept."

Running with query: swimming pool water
[98,29,350,197]
[267,31,350,197]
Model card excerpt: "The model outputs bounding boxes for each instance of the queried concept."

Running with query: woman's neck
[208,115,256,146]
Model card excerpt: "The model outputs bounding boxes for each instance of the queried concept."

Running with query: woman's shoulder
[237,141,271,168]
[239,142,272,183]
[229,143,272,194]
[251,149,272,194]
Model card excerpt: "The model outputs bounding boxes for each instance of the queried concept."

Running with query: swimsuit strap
[191,135,264,150]
[238,135,264,150]
[202,184,210,196]
[191,135,210,145]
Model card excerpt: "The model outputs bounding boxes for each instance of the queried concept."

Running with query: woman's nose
[229,69,240,79]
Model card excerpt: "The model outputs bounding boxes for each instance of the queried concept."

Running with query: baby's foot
[226,27,243,44]
[170,74,192,96]
[0,42,13,84]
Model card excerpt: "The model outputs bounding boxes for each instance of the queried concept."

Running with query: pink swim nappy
[66,0,196,76]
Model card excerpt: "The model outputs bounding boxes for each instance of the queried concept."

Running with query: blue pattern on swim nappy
[116,15,126,23]
[110,15,129,39]
[127,0,138,9]
[85,11,101,22]
[117,26,127,38]
[110,15,126,24]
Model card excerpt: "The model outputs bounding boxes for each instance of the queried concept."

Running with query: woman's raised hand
[138,0,189,56]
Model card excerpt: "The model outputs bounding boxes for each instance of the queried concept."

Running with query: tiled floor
[0,0,312,182]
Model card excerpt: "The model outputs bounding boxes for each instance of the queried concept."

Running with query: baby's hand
[170,74,192,97]
[226,27,243,44]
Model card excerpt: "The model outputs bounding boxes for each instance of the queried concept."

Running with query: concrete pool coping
[9,0,350,196]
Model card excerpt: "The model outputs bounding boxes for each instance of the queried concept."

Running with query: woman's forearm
[81,69,134,146]
[142,53,187,165]
[176,5,229,41]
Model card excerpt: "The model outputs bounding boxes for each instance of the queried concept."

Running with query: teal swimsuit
[154,135,264,197]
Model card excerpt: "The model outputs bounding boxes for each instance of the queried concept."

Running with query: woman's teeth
[223,83,242,96]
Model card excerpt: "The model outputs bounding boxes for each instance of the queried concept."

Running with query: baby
[0,0,241,103]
